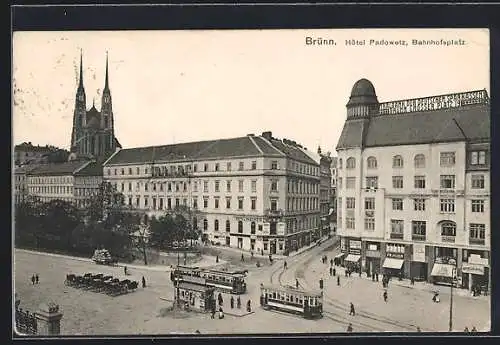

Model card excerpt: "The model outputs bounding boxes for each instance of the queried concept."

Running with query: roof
[261,284,322,297]
[74,161,103,176]
[25,160,100,176]
[347,78,379,107]
[14,165,39,174]
[337,100,490,150]
[105,134,313,166]
[15,143,55,153]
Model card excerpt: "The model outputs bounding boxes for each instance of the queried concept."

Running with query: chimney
[262,131,272,140]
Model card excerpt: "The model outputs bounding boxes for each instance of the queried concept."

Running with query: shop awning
[382,258,404,270]
[334,253,345,259]
[431,263,456,278]
[345,254,361,263]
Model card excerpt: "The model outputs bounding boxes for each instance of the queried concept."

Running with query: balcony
[390,233,404,240]
[265,208,284,217]
[441,235,456,243]
[412,234,426,241]
[469,238,485,246]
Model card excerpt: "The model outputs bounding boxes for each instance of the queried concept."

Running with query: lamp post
[449,267,457,332]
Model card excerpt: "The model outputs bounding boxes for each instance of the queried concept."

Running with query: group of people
[211,292,252,319]
[124,266,147,288]
[30,274,39,285]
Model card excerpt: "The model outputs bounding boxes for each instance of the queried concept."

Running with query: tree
[86,182,125,223]
[149,214,176,249]
[171,205,201,246]
[40,199,81,250]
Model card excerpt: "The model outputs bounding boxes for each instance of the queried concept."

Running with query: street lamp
[449,267,457,332]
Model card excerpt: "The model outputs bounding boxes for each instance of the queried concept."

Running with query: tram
[260,284,323,319]
[200,269,247,294]
[170,266,201,282]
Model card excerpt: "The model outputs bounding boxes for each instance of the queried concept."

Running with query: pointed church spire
[78,49,84,90]
[104,51,109,91]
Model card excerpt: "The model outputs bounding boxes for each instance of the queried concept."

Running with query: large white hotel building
[336,79,490,293]
[102,131,322,255]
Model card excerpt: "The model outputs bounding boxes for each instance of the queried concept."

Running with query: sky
[12,29,489,155]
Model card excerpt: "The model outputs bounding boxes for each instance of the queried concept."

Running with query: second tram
[260,285,323,319]
[200,269,247,294]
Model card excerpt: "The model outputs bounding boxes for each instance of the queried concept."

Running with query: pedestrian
[296,279,299,289]
[216,255,219,263]
[347,323,353,332]
[416,326,421,332]
[348,270,352,277]
[284,261,287,270]
[464,327,469,333]
[241,253,244,262]
[219,306,224,319]
[376,273,379,282]
[333,267,336,277]
[124,266,127,275]
[337,276,340,286]
[35,274,39,284]
[237,296,241,309]
[261,249,264,256]
[349,302,355,316]
[142,276,146,288]
[330,259,333,267]
[218,293,223,307]
[251,251,254,258]
[195,330,201,334]
[247,299,251,312]
[411,277,415,285]
[230,296,234,309]
[359,270,361,277]
[383,290,388,302]
[211,308,215,319]
[471,326,477,333]
[372,272,375,281]
[345,270,348,277]
[31,274,35,285]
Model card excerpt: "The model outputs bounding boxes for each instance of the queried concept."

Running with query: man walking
[142,276,146,288]
[218,292,223,307]
[337,276,340,286]
[31,274,35,285]
[333,267,336,277]
[230,296,234,309]
[35,274,39,284]
[349,302,355,316]
[383,290,388,302]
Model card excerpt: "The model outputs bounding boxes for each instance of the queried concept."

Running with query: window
[270,200,277,211]
[128,183,132,191]
[175,183,179,192]
[251,180,257,192]
[441,222,456,236]
[412,221,426,240]
[239,162,244,171]
[183,182,187,192]
[204,163,208,172]
[128,168,132,175]
[251,198,256,210]
[238,198,244,210]
[471,199,485,213]
[226,220,231,232]
[471,151,487,165]
[226,197,231,209]
[471,175,485,189]
[271,180,278,191]
[214,219,219,231]
[204,181,208,192]
[203,219,208,231]
[238,180,244,192]
[176,198,180,207]
[167,198,171,209]
[193,198,198,209]
[346,197,356,209]
[346,217,355,229]
[251,161,257,170]
[193,164,198,172]
[414,198,426,211]
[367,156,377,169]
[271,161,278,170]
[214,198,219,209]
[250,222,256,234]
[414,154,425,168]
[121,168,124,175]
[440,152,456,167]
[203,197,208,208]
[226,180,231,192]
[338,158,343,169]
[225,162,232,171]
[440,175,455,189]
[469,223,485,239]
[391,219,404,234]
[440,198,455,213]
[346,157,355,169]
[238,221,243,233]
[364,218,375,231]
[346,177,356,189]
[392,176,403,189]
[366,176,378,189]
[365,197,375,210]
[144,197,149,207]
[393,155,403,168]
[215,163,220,171]
[392,198,403,211]
[215,180,220,192]
[338,177,343,189]
[414,176,426,189]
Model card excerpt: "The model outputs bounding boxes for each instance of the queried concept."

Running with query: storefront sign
[413,244,426,263]
[340,238,347,253]
[368,244,378,251]
[365,250,381,258]
[461,263,484,275]
[350,240,361,249]
[469,254,489,267]
[277,222,286,235]
[386,243,405,254]
[235,216,265,222]
[386,252,404,259]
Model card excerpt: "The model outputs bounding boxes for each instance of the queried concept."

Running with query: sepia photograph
[12,28,490,335]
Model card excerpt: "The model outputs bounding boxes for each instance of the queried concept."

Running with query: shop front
[344,238,361,272]
[461,253,489,294]
[364,241,381,277]
[410,243,428,281]
[430,257,457,286]
[382,243,405,278]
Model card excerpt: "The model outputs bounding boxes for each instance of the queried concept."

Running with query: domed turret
[346,78,379,119]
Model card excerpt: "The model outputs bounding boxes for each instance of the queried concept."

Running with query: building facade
[14,165,38,204]
[14,143,54,166]
[103,131,321,255]
[70,52,121,160]
[330,157,338,232]
[25,160,103,207]
[336,79,490,292]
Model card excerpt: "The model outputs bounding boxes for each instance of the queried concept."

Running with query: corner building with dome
[335,79,490,293]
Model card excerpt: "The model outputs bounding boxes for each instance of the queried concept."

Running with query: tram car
[260,284,323,319]
[200,269,247,294]
[170,266,201,282]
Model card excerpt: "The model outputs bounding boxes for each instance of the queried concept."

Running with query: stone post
[35,302,63,336]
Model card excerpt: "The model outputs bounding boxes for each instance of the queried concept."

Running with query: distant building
[329,156,338,229]
[336,78,490,292]
[14,165,38,204]
[14,142,54,166]
[103,131,321,255]
[70,51,121,161]
[25,160,103,207]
